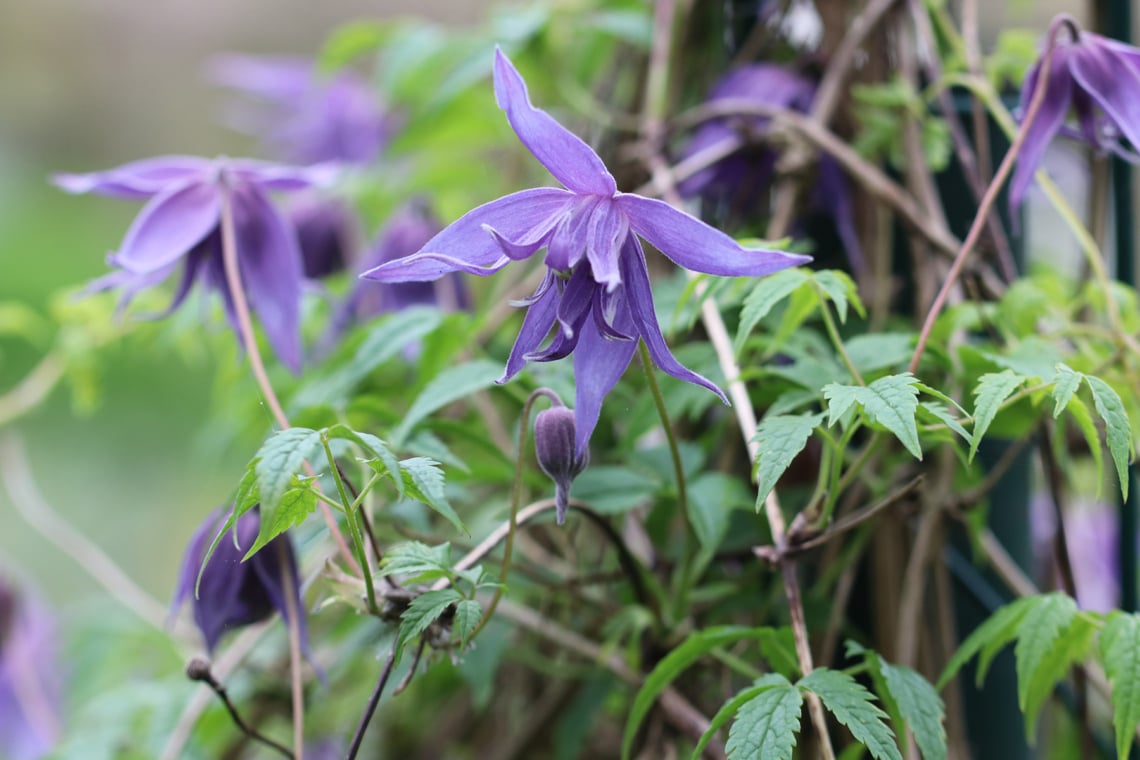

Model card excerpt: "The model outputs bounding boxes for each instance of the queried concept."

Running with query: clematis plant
[1010,14,1140,210]
[364,48,808,453]
[55,156,332,372]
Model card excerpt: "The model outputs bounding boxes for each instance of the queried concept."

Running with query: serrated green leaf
[844,333,915,375]
[814,270,865,323]
[1018,607,1094,740]
[1015,594,1078,721]
[326,424,403,495]
[687,472,750,553]
[937,596,1035,689]
[919,402,970,442]
[876,657,947,760]
[399,457,467,534]
[753,412,824,507]
[691,674,793,760]
[622,626,771,760]
[1101,611,1140,760]
[1086,376,1133,500]
[823,383,860,427]
[799,668,901,760]
[454,599,482,648]
[398,588,462,660]
[248,486,317,558]
[773,285,821,348]
[392,359,504,446]
[253,428,320,514]
[725,677,803,760]
[1050,364,1082,418]
[379,541,452,583]
[1064,395,1105,493]
[859,374,923,460]
[969,370,1026,463]
[735,269,810,354]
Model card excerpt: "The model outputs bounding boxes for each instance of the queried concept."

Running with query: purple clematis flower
[287,194,354,280]
[1011,16,1140,210]
[364,49,808,454]
[210,54,398,165]
[172,506,308,654]
[679,63,863,275]
[0,578,62,760]
[55,156,331,372]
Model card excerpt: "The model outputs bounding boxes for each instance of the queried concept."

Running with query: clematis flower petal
[364,188,575,281]
[1009,51,1075,211]
[493,47,617,197]
[500,279,559,383]
[230,159,338,191]
[1069,41,1140,159]
[116,181,221,272]
[53,156,209,199]
[617,193,810,275]
[231,185,304,374]
[571,300,638,455]
[585,201,629,291]
[620,240,726,402]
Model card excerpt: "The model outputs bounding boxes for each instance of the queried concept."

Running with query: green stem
[816,285,864,386]
[321,434,377,614]
[638,340,694,612]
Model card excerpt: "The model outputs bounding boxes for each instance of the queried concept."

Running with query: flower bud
[289,196,352,279]
[534,405,589,524]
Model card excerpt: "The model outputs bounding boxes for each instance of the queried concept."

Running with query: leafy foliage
[752,412,823,506]
[799,668,901,760]
[724,675,803,760]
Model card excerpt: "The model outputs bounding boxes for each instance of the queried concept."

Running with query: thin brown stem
[346,643,398,760]
[185,658,293,759]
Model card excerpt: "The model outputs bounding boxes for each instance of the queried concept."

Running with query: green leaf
[1100,611,1140,760]
[687,472,750,553]
[248,486,317,558]
[1018,606,1095,740]
[814,270,865,323]
[725,677,803,760]
[823,384,860,427]
[1050,364,1082,418]
[918,402,970,442]
[622,626,770,760]
[391,359,504,446]
[253,428,320,514]
[326,424,402,494]
[799,668,901,760]
[319,20,391,69]
[968,370,1025,463]
[938,595,1035,689]
[454,599,482,648]
[691,675,794,760]
[571,465,660,514]
[1086,375,1133,500]
[757,627,801,680]
[1011,594,1078,734]
[397,588,462,660]
[1064,395,1105,493]
[399,457,467,534]
[735,269,810,354]
[876,656,947,760]
[844,333,915,375]
[752,412,824,507]
[379,541,453,583]
[858,374,922,459]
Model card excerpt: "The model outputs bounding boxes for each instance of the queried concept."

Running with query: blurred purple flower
[287,195,353,280]
[55,156,332,372]
[1011,17,1140,210]
[1031,494,1122,613]
[364,49,807,454]
[0,579,62,760]
[211,54,398,165]
[679,63,863,275]
[172,507,308,653]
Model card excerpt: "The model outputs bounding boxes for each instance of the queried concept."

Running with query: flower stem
[322,434,377,614]
[637,340,694,608]
[816,286,863,386]
[907,18,1061,375]
[346,642,398,760]
[217,181,309,759]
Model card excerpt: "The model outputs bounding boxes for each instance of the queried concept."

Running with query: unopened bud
[534,406,589,524]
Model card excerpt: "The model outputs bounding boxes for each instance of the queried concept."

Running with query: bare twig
[185,658,293,759]
[345,643,398,760]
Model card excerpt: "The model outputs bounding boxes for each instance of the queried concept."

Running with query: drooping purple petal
[53,156,209,199]
[230,159,338,191]
[545,195,601,271]
[620,239,727,402]
[571,299,638,456]
[554,265,596,340]
[114,181,220,272]
[617,193,810,275]
[492,48,617,197]
[363,188,575,281]
[1009,51,1075,210]
[499,277,560,383]
[231,184,304,373]
[1069,40,1140,159]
